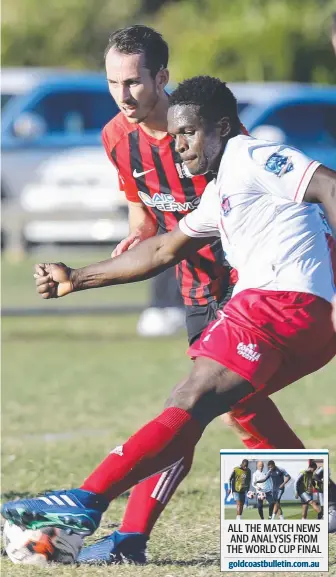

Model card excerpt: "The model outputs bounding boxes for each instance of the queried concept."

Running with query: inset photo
[221,450,329,572]
[222,452,326,522]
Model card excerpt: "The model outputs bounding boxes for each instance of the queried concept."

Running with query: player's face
[167,104,226,175]
[268,463,275,471]
[105,48,167,123]
[257,462,264,471]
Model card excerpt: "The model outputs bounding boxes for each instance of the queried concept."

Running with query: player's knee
[164,376,205,413]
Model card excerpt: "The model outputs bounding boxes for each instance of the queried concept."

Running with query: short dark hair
[241,459,249,466]
[309,461,317,470]
[105,25,168,78]
[169,76,240,132]
[267,460,275,467]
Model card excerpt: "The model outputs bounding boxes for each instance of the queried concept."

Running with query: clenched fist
[34,263,74,299]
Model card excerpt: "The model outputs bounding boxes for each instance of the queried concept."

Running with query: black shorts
[185,290,233,345]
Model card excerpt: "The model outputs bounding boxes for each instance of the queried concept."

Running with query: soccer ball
[257,491,266,500]
[247,491,255,499]
[3,521,83,565]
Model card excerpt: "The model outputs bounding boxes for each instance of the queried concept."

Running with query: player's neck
[139,92,169,139]
[211,131,240,174]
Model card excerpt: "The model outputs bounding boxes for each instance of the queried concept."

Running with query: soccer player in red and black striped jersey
[76,26,307,564]
[103,38,233,345]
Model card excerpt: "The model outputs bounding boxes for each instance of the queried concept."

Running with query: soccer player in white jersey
[252,461,274,520]
[4,76,336,547]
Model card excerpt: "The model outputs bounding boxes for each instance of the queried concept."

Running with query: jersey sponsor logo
[237,342,261,362]
[138,190,200,212]
[265,152,294,177]
[133,168,155,178]
[221,196,231,216]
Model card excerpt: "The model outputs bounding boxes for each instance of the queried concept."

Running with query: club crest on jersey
[138,190,200,212]
[265,153,294,177]
[221,196,231,216]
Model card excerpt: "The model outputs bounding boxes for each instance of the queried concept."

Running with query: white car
[21,147,129,245]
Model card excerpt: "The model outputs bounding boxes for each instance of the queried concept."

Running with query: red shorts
[188,289,336,396]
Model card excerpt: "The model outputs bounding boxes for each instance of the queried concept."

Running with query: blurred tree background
[2,0,336,83]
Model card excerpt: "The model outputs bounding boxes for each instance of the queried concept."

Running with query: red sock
[232,396,305,449]
[81,408,201,501]
[120,448,194,536]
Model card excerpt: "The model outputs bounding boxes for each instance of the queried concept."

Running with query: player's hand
[33,263,73,299]
[295,493,299,499]
[111,232,142,257]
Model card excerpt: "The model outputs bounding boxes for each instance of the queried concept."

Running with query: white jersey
[179,135,335,303]
[252,470,272,493]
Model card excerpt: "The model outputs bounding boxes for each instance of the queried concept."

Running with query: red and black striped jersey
[102,112,232,306]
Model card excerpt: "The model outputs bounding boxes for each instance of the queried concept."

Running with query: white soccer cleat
[137,307,185,337]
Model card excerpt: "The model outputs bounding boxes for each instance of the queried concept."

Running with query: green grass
[225,502,322,520]
[1,254,336,576]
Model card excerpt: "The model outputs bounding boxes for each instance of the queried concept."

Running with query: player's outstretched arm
[34,227,210,299]
[304,165,336,235]
[255,470,271,484]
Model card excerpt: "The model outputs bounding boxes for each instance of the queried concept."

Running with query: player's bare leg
[272,501,283,519]
[222,394,305,450]
[268,502,275,519]
[302,503,309,519]
[221,412,252,442]
[310,501,321,516]
[236,498,244,519]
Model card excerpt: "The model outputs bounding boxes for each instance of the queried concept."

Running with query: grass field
[225,502,323,520]
[2,254,336,576]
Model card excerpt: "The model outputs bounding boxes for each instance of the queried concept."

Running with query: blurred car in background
[21,147,129,246]
[2,74,336,249]
[1,67,118,200]
[239,84,336,169]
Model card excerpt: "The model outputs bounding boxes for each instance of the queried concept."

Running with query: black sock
[257,499,264,520]
[269,504,274,517]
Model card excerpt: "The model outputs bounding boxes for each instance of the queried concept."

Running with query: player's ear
[156,67,169,92]
[218,117,231,138]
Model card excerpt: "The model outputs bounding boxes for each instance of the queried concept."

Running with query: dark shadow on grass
[179,489,204,496]
[1,490,54,500]
[147,556,219,567]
